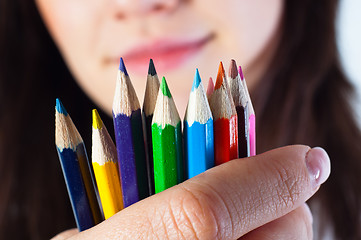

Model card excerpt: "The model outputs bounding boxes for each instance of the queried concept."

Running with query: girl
[0,0,360,239]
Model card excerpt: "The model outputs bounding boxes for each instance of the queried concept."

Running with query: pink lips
[110,34,214,75]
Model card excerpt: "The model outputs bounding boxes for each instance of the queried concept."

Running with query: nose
[113,0,181,19]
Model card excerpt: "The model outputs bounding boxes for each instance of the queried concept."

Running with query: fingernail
[305,147,331,189]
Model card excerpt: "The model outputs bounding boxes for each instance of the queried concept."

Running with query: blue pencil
[184,69,214,179]
[112,58,148,208]
[55,98,101,231]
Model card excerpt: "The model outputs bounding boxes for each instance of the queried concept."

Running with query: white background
[338,0,361,126]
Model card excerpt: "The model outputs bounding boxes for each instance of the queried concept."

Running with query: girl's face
[36,0,283,116]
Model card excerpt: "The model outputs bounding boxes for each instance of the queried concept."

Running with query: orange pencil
[208,62,238,165]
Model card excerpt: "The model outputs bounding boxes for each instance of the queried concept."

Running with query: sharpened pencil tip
[56,98,68,116]
[161,76,172,98]
[215,62,225,90]
[191,69,201,92]
[229,59,238,79]
[206,77,214,97]
[92,109,103,130]
[238,66,244,80]
[119,57,128,76]
[148,59,157,76]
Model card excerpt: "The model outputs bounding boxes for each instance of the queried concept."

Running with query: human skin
[52,146,330,239]
[35,0,283,116]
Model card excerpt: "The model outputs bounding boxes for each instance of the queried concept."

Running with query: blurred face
[36,0,283,116]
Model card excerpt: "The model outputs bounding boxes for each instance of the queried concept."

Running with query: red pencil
[208,62,238,165]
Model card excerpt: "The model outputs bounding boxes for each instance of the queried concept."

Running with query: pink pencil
[206,77,215,99]
[238,66,256,156]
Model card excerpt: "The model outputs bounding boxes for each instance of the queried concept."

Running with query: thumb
[68,145,330,240]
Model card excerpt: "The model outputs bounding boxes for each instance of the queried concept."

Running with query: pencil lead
[119,57,128,76]
[215,62,225,90]
[148,59,157,76]
[92,109,103,130]
[56,98,68,116]
[229,59,238,79]
[160,76,172,98]
[191,69,201,92]
[238,66,244,80]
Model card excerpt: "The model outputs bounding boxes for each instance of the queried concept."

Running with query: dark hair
[0,1,113,238]
[1,0,360,239]
[254,0,361,238]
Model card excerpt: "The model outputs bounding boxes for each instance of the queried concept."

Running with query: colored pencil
[228,60,249,158]
[55,99,102,231]
[208,62,239,165]
[142,59,160,195]
[239,66,256,156]
[184,69,214,179]
[152,77,183,193]
[112,58,148,207]
[206,77,215,99]
[92,109,124,219]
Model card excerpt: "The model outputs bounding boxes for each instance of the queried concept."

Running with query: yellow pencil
[92,109,124,219]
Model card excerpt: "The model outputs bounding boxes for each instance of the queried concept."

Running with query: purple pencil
[112,58,148,208]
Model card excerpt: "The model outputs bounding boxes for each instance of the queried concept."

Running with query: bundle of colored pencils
[55,58,256,231]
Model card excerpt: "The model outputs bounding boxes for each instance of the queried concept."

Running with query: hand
[52,145,330,240]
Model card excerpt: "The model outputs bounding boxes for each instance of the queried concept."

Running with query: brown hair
[0,1,112,238]
[254,0,361,238]
[0,0,360,239]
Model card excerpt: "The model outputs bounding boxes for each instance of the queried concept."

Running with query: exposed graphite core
[148,59,157,76]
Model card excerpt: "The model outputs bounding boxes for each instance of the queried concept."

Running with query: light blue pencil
[184,69,214,179]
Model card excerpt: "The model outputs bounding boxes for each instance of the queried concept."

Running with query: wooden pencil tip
[238,66,244,80]
[191,69,201,92]
[92,109,103,130]
[207,77,215,97]
[160,76,172,98]
[148,59,157,76]
[56,98,68,116]
[119,57,128,76]
[229,59,238,79]
[215,62,225,90]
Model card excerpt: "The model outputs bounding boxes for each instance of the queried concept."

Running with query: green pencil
[151,77,183,193]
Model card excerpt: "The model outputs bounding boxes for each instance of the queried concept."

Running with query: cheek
[36,0,97,53]
[36,0,114,112]
[199,0,283,66]
[238,0,284,63]
[36,0,106,73]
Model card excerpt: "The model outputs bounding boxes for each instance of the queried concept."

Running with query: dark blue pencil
[55,99,101,231]
[184,69,214,179]
[112,58,148,207]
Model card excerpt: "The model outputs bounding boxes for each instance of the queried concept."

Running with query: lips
[108,33,214,75]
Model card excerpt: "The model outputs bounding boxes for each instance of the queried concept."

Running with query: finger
[51,228,78,240]
[69,145,330,240]
[241,203,313,240]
